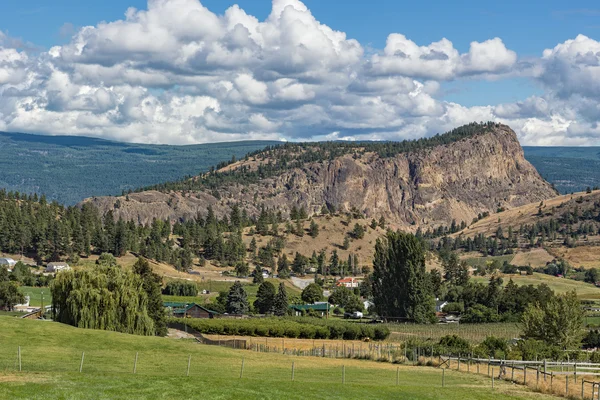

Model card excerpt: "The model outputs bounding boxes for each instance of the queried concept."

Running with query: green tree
[0,281,25,310]
[328,285,353,306]
[344,295,364,313]
[352,223,365,239]
[292,252,307,276]
[522,290,584,349]
[277,254,291,278]
[342,236,350,250]
[133,257,168,336]
[272,282,289,316]
[252,265,264,284]
[309,220,319,238]
[51,264,155,335]
[226,281,249,314]
[254,281,276,314]
[301,283,323,304]
[372,231,435,323]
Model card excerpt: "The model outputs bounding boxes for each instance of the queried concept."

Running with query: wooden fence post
[133,352,138,374]
[187,355,191,377]
[342,365,345,384]
[240,357,245,379]
[524,367,527,385]
[565,376,569,396]
[79,352,85,373]
[442,368,445,387]
[396,367,399,386]
[291,362,295,381]
[536,367,539,388]
[550,371,553,391]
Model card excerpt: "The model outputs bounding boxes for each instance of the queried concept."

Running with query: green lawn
[19,286,52,307]
[473,272,600,300]
[0,318,556,399]
[163,279,302,306]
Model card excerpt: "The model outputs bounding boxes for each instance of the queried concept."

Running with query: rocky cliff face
[83,125,557,229]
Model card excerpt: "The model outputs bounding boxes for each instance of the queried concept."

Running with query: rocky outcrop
[83,125,557,229]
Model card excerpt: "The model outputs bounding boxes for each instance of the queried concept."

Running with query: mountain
[83,123,557,229]
[522,146,600,194]
[0,131,278,205]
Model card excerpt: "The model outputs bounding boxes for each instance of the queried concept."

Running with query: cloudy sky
[1,0,600,145]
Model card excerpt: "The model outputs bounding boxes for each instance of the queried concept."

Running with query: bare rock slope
[83,125,556,229]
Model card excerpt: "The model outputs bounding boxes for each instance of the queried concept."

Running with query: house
[289,302,331,317]
[336,277,360,288]
[45,262,71,273]
[0,257,16,271]
[435,300,448,313]
[165,302,219,319]
[262,269,270,279]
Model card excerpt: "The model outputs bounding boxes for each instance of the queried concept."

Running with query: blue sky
[1,0,600,145]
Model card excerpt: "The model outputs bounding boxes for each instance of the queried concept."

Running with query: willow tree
[51,264,155,335]
[372,231,435,323]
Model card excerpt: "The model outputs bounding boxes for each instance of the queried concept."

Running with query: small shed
[46,262,71,273]
[289,302,331,317]
[165,302,219,319]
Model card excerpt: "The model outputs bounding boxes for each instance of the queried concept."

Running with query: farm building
[45,262,71,273]
[289,302,330,317]
[0,257,16,271]
[165,302,219,319]
[336,277,360,288]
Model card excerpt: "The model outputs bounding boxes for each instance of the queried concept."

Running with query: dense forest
[0,189,363,277]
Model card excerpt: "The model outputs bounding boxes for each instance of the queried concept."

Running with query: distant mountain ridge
[0,130,596,206]
[84,123,557,230]
[0,131,279,205]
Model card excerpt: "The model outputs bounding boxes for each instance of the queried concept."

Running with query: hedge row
[170,317,390,341]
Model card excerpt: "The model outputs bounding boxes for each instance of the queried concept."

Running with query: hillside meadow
[0,317,558,400]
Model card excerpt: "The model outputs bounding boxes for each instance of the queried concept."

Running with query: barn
[165,302,219,319]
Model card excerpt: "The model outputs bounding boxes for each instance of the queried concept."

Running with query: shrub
[168,316,390,341]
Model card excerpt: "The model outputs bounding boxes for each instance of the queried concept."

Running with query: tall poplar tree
[372,231,435,323]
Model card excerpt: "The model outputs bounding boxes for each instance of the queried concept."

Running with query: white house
[45,262,71,273]
[0,257,16,271]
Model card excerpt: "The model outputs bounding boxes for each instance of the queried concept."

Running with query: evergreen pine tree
[272,282,289,316]
[226,281,249,314]
[254,281,276,314]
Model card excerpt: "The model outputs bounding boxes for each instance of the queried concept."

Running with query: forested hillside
[0,131,277,205]
[523,146,600,194]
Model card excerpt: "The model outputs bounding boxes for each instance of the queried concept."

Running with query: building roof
[338,277,357,283]
[289,302,331,312]
[164,302,219,315]
[47,262,69,267]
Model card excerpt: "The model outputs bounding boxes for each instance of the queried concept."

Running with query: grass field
[472,272,600,300]
[162,279,302,307]
[19,286,52,307]
[0,317,557,399]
